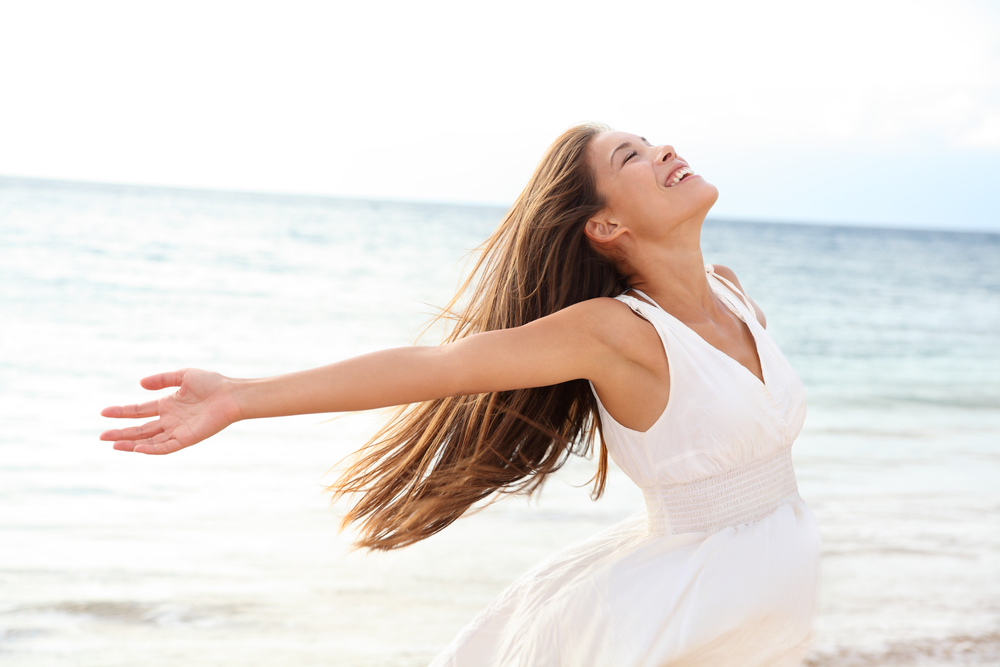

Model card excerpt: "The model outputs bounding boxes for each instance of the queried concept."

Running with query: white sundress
[430,265,822,667]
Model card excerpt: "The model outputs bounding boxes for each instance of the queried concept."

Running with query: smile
[665,166,695,187]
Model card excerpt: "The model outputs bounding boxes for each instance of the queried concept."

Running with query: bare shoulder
[709,264,768,329]
[552,296,664,359]
[553,296,653,336]
[710,264,751,295]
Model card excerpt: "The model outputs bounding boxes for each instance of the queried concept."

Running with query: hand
[100,369,243,455]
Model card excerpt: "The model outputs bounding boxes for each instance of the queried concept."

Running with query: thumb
[140,369,189,391]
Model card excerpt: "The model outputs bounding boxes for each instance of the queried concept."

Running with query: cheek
[619,178,663,219]
[601,168,664,224]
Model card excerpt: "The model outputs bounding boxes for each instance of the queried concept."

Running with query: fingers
[102,369,192,419]
[100,399,160,419]
[104,420,177,454]
[113,436,183,455]
[135,439,183,455]
[101,370,192,453]
[140,370,188,391]
[102,370,188,418]
[99,420,163,442]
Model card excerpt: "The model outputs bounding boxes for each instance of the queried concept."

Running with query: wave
[5,600,247,627]
[807,631,1000,666]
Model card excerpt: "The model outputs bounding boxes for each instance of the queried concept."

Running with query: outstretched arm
[100,298,639,455]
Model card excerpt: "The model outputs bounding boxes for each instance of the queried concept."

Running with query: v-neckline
[628,279,768,389]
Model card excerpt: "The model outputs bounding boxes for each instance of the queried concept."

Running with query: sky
[1,0,998,232]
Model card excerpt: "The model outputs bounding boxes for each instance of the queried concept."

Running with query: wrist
[227,377,253,422]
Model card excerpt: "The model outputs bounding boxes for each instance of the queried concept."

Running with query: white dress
[430,265,821,667]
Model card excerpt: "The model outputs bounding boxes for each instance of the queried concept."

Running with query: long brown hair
[328,122,628,550]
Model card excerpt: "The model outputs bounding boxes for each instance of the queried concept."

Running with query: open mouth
[665,166,695,187]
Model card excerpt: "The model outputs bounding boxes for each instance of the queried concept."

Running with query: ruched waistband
[643,447,801,535]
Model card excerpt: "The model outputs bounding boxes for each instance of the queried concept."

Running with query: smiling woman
[101,123,820,666]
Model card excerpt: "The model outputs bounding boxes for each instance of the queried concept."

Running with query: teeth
[667,166,693,187]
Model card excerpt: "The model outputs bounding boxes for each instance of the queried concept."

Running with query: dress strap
[626,288,663,311]
[705,265,757,320]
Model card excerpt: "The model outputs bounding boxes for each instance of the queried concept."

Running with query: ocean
[1,176,998,666]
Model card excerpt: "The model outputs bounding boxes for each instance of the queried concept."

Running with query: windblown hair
[328,122,629,550]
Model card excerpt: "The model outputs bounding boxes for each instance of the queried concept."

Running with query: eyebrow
[609,137,650,166]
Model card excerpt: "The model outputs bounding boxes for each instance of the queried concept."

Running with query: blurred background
[1,1,998,665]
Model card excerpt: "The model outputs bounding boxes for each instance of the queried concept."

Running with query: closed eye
[622,150,638,165]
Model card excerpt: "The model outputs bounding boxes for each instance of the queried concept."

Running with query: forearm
[233,345,455,420]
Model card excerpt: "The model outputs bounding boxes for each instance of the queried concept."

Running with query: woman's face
[587,131,718,243]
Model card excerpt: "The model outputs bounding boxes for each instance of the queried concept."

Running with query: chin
[694,178,720,210]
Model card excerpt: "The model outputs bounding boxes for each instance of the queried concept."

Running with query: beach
[1,176,998,666]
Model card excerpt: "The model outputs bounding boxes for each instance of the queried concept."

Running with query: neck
[624,216,724,319]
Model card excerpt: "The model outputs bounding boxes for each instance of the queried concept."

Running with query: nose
[658,145,676,162]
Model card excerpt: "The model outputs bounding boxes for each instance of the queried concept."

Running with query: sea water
[1,176,998,666]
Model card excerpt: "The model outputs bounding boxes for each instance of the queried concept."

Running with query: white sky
[1,0,998,231]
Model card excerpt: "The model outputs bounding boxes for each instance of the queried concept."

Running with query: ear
[585,213,628,245]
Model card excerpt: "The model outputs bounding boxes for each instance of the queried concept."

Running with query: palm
[100,369,242,455]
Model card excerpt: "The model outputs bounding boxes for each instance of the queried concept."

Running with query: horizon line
[2,173,996,237]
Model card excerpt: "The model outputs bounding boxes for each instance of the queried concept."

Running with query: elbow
[424,343,473,398]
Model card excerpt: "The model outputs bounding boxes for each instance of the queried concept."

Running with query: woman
[101,123,821,666]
